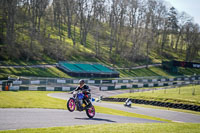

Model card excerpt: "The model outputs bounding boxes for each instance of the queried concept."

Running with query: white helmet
[79,79,85,84]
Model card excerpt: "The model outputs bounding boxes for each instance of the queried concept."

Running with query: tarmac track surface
[0,108,161,130]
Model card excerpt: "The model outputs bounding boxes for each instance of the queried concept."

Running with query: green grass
[1,65,200,80]
[102,101,200,115]
[0,67,71,79]
[1,123,200,133]
[0,60,56,66]
[0,55,200,80]
[179,67,200,75]
[95,105,171,122]
[0,91,66,109]
[112,85,200,106]
[0,65,155,79]
[118,67,172,78]
[118,66,200,78]
[0,91,170,122]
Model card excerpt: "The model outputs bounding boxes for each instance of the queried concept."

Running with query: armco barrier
[8,86,76,91]
[0,75,200,89]
[5,81,197,91]
[1,75,200,85]
[99,81,200,91]
[102,98,200,112]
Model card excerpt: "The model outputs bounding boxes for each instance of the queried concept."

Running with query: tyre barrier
[102,98,200,112]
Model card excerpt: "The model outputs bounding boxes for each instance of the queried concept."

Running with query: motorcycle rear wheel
[86,105,95,118]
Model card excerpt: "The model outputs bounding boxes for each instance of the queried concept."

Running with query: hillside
[0,0,200,79]
[1,64,200,80]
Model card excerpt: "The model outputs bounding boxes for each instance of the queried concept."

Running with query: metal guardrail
[1,75,199,85]
[99,80,200,91]
[1,75,200,91]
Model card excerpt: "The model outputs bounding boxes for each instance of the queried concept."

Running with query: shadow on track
[75,117,116,123]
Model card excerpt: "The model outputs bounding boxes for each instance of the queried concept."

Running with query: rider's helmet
[79,79,85,84]
[79,79,85,85]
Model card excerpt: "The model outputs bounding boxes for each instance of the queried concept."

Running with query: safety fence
[99,80,200,91]
[1,75,200,91]
[0,75,200,85]
[4,80,200,92]
[8,86,76,91]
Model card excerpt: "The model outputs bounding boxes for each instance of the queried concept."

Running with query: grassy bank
[1,65,200,80]
[0,67,71,79]
[112,85,200,106]
[1,123,200,133]
[0,60,56,66]
[119,67,200,78]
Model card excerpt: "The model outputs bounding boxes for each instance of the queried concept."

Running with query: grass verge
[102,101,200,115]
[111,85,200,106]
[94,105,171,122]
[0,123,200,133]
[0,91,66,109]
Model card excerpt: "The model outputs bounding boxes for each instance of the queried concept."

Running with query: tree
[63,0,75,38]
[53,0,63,41]
[167,7,179,49]
[78,0,94,46]
[2,0,18,58]
[184,22,200,61]
[92,0,105,57]
[175,12,193,51]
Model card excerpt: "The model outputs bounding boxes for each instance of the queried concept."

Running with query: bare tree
[78,0,94,46]
[0,0,199,64]
[53,0,63,41]
[2,0,18,58]
[92,0,105,57]
[184,22,200,61]
[175,12,193,51]
[63,0,75,38]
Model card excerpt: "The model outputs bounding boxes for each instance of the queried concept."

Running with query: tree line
[0,0,199,66]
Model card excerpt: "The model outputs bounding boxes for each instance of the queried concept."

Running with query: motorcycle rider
[124,98,132,107]
[74,79,91,106]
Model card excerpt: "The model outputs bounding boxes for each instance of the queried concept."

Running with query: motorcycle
[124,98,132,108]
[67,90,95,118]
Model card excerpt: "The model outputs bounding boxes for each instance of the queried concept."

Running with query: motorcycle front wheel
[67,98,76,112]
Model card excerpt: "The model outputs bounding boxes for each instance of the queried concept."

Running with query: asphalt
[94,102,200,123]
[0,108,161,130]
